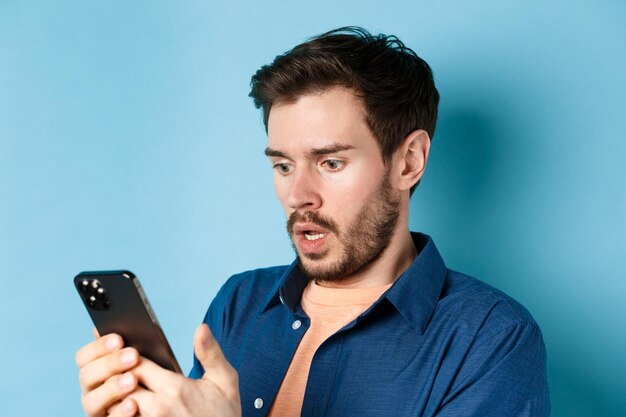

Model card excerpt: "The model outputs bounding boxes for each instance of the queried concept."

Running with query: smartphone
[74,270,182,373]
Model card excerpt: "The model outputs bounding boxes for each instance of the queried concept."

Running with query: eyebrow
[264,143,355,158]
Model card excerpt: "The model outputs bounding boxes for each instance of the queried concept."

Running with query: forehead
[267,87,379,155]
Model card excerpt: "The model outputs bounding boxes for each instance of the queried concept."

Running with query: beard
[286,172,401,283]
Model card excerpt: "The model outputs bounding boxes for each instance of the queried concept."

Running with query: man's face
[266,87,401,283]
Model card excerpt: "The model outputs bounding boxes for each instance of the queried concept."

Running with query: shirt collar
[260,259,304,313]
[385,232,447,334]
[262,232,447,334]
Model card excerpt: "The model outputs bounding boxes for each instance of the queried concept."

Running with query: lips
[292,223,331,255]
[292,223,327,236]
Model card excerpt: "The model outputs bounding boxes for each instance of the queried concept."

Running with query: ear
[390,129,431,192]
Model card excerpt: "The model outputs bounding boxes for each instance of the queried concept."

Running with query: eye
[321,159,345,171]
[273,162,293,175]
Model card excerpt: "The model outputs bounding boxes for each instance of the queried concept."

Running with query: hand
[76,331,141,417]
[109,324,241,417]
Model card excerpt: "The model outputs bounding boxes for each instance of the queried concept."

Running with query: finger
[79,347,140,391]
[107,398,138,417]
[195,324,239,397]
[76,333,123,368]
[125,387,155,416]
[81,372,138,417]
[93,327,100,339]
[131,357,179,393]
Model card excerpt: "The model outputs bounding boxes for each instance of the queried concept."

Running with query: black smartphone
[74,270,182,373]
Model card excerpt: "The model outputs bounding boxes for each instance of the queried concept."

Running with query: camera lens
[95,287,106,299]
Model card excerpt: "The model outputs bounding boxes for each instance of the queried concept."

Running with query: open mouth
[291,223,332,255]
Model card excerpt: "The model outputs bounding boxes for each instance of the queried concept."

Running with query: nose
[284,166,322,211]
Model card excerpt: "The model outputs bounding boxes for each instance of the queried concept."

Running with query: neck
[317,226,417,289]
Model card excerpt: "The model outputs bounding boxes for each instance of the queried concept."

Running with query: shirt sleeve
[435,322,550,417]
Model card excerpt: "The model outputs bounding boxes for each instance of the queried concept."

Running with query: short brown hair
[249,26,439,193]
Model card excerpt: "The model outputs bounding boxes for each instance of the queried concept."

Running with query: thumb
[194,324,239,393]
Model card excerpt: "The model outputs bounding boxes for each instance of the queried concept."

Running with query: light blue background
[1,1,624,416]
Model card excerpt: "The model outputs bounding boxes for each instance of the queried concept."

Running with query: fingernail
[120,349,137,365]
[122,399,135,414]
[118,373,134,389]
[105,336,121,351]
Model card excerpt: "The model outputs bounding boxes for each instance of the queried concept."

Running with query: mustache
[287,211,339,236]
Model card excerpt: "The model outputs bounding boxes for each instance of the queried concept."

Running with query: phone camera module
[80,279,110,311]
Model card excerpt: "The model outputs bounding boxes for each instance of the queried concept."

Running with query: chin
[299,258,336,280]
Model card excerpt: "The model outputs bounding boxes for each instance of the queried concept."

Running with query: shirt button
[254,398,264,409]
[292,319,302,330]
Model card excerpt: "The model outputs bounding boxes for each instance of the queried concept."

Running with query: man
[76,27,550,416]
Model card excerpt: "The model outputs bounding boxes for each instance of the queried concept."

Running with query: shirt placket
[238,302,310,417]
[300,332,345,417]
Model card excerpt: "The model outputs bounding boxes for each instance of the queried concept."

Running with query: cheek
[326,166,385,218]
[328,188,366,220]
[352,162,386,196]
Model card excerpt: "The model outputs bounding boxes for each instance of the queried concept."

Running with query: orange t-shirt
[268,280,392,417]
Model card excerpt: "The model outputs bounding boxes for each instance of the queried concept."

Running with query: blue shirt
[190,233,550,416]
